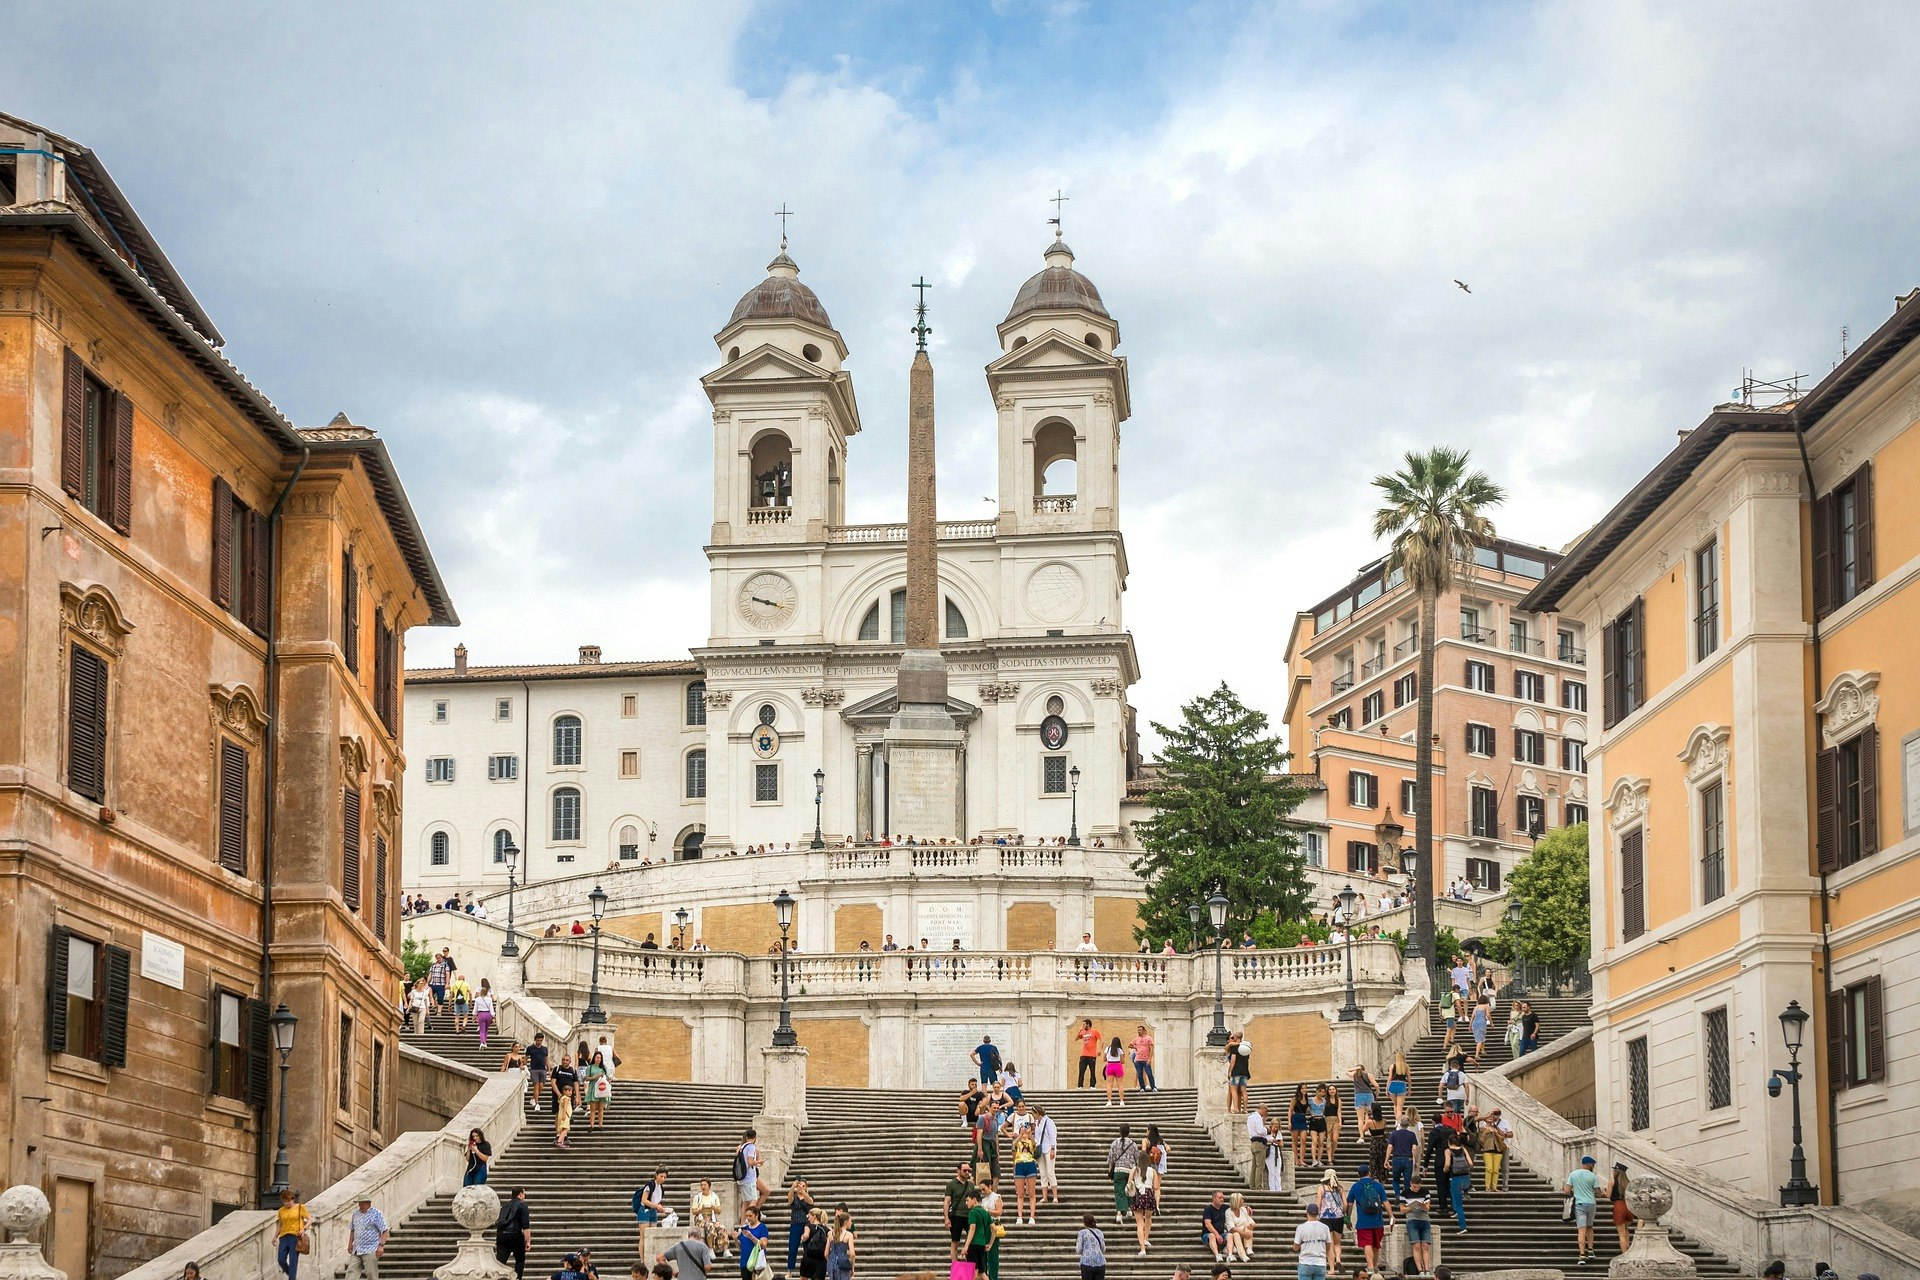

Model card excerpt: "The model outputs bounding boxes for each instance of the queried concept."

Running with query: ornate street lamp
[674,907,690,948]
[262,1003,298,1205]
[1206,888,1230,1047]
[1505,896,1527,995]
[499,836,524,958]
[1068,765,1082,847]
[772,889,798,1047]
[1187,902,1202,954]
[812,768,826,849]
[1337,883,1364,1022]
[1772,1000,1819,1206]
[581,883,609,1024]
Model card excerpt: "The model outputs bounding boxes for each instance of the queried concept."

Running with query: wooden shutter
[46,925,72,1053]
[1601,618,1619,729]
[1628,599,1647,715]
[211,478,235,609]
[247,510,272,636]
[1853,464,1874,591]
[247,997,272,1108]
[109,392,133,534]
[373,835,389,943]
[207,988,226,1094]
[61,349,87,498]
[341,549,358,673]
[1620,830,1645,941]
[1815,747,1840,873]
[102,943,131,1068]
[67,643,108,804]
[1826,990,1847,1090]
[1811,491,1834,619]
[218,740,248,874]
[1857,727,1880,856]
[1864,977,1887,1083]
[342,786,362,911]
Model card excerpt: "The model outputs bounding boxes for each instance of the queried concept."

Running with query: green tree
[401,929,432,984]
[1492,823,1591,968]
[1131,683,1311,945]
[1371,447,1506,960]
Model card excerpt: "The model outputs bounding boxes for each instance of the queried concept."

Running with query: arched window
[890,588,907,642]
[1034,420,1077,499]
[618,824,640,860]
[728,346,740,361]
[681,830,705,861]
[551,787,581,842]
[945,599,969,640]
[552,715,582,767]
[686,681,707,726]
[685,749,707,799]
[858,602,880,641]
[749,432,793,508]
[492,829,515,864]
[430,831,450,866]
[1085,332,1102,350]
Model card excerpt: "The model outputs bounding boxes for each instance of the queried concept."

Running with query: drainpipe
[255,442,310,1198]
[1790,410,1839,1206]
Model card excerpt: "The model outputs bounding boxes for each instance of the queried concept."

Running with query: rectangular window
[1700,780,1726,903]
[61,355,130,532]
[217,740,249,875]
[620,750,639,778]
[686,682,707,726]
[1514,729,1545,764]
[425,756,454,783]
[1465,660,1495,693]
[890,589,908,644]
[67,642,110,804]
[1517,794,1545,839]
[1509,618,1529,651]
[1628,1036,1651,1130]
[1620,828,1646,941]
[371,1039,385,1133]
[1465,856,1501,891]
[1346,841,1378,874]
[1817,729,1880,872]
[1348,771,1377,808]
[1466,722,1494,756]
[338,1013,352,1113]
[1328,708,1352,730]
[1361,691,1384,723]
[685,751,707,799]
[496,698,513,722]
[1514,670,1544,703]
[340,548,358,673]
[551,789,581,841]
[1562,680,1587,711]
[1303,831,1324,868]
[1603,599,1646,728]
[1470,787,1498,839]
[621,694,637,718]
[1694,540,1720,660]
[211,481,270,634]
[215,991,247,1099]
[1393,673,1417,708]
[1459,607,1484,642]
[1814,464,1875,617]
[1830,976,1887,1089]
[58,931,103,1060]
[432,700,448,724]
[755,762,780,803]
[1558,627,1583,663]
[1562,738,1586,773]
[1565,802,1588,827]
[1704,1007,1732,1111]
[1042,756,1069,794]
[1400,779,1418,815]
[487,754,519,782]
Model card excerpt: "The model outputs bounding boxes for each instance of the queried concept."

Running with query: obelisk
[884,279,965,838]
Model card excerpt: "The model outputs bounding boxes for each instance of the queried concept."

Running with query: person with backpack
[733,1128,762,1215]
[1345,1167,1392,1271]
[493,1188,530,1280]
[1442,1129,1475,1234]
[972,1034,1002,1084]
[1437,1056,1470,1116]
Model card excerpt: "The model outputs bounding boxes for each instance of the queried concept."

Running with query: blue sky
[10,1,1920,742]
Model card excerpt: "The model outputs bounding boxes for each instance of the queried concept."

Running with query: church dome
[1004,239,1109,322]
[729,252,835,330]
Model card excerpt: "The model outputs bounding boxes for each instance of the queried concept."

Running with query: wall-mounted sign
[141,932,185,989]
[1039,715,1069,751]
[751,726,781,759]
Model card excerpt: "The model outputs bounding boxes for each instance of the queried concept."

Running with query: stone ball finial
[0,1186,51,1236]
[1624,1174,1674,1224]
[450,1185,502,1234]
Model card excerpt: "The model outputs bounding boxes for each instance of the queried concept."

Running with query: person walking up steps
[1128,1130,1161,1256]
[1387,1050,1411,1125]
[1103,1036,1128,1105]
[1077,1019,1103,1088]
[1291,1202,1331,1280]
[1033,1106,1060,1205]
[473,980,496,1048]
[1076,1214,1106,1280]
[1105,1125,1138,1224]
[1562,1154,1600,1265]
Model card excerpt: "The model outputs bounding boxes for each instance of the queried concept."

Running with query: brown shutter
[109,392,133,534]
[373,834,389,944]
[208,987,225,1094]
[218,740,248,874]
[1815,747,1840,873]
[67,643,108,804]
[1620,830,1645,941]
[247,510,273,635]
[1864,977,1887,1083]
[341,550,358,673]
[247,997,272,1109]
[102,943,131,1068]
[46,925,72,1053]
[61,349,87,498]
[1629,598,1647,715]
[1811,491,1834,619]
[1857,727,1880,856]
[1853,464,1874,591]
[1601,618,1619,729]
[211,478,234,609]
[1826,990,1847,1090]
[342,787,362,911]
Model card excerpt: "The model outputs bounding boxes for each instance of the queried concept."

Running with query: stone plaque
[141,932,185,989]
[1904,730,1920,835]
[916,901,974,950]
[922,1022,1016,1089]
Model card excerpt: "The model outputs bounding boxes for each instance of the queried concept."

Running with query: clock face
[737,572,797,631]
[1026,562,1085,624]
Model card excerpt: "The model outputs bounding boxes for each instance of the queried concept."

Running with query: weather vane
[1048,187,1069,237]
[774,202,793,251]
[911,276,932,351]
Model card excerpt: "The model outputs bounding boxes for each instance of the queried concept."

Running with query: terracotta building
[1283,538,1592,890]
[1522,286,1920,1211]
[0,112,454,1278]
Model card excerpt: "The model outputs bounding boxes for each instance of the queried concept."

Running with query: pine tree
[1130,682,1310,945]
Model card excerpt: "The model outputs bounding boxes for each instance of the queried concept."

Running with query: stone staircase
[401,1016,514,1075]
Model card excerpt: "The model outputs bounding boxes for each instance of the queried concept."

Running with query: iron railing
[1462,626,1495,645]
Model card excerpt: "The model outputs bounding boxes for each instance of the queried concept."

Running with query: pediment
[706,344,829,384]
[841,686,981,727]
[986,330,1117,374]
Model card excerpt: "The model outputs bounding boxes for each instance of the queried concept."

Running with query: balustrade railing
[746,506,792,524]
[1033,494,1077,514]
[829,518,998,542]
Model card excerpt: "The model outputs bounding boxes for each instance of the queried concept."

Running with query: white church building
[402,234,1146,894]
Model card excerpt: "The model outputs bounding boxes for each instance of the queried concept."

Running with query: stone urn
[1609,1173,1695,1279]
[433,1185,512,1280]
[0,1186,65,1280]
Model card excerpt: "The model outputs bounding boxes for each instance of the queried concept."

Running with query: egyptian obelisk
[884,279,965,838]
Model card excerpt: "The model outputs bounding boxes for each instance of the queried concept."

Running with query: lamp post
[1505,897,1526,995]
[1772,1000,1819,1206]
[1067,765,1082,847]
[262,1003,298,1206]
[812,768,826,849]
[499,836,523,958]
[674,907,690,948]
[1337,883,1364,1022]
[1187,902,1201,954]
[772,889,798,1047]
[1206,888,1230,1047]
[581,883,608,1024]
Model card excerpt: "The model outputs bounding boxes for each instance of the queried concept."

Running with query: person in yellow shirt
[275,1189,311,1279]
[450,972,474,1033]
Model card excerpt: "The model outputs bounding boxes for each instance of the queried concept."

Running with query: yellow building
[1522,287,1920,1209]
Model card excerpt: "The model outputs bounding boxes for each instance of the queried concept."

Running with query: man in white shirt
[1292,1201,1332,1280]
[1076,933,1099,952]
[1245,1104,1279,1189]
[472,901,488,921]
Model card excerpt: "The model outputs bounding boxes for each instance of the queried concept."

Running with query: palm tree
[1371,447,1506,961]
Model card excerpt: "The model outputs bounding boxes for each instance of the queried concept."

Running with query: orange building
[1522,286,1920,1210]
[0,113,454,1275]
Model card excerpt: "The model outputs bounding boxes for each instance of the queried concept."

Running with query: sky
[12,1,1920,747]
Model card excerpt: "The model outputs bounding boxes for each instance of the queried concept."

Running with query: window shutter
[1487,861,1501,891]
[61,349,88,498]
[1811,491,1834,619]
[1815,747,1841,873]
[109,392,133,535]
[1853,464,1874,590]
[1858,726,1880,856]
[1864,977,1887,1083]
[1826,990,1847,1090]
[102,943,131,1068]
[341,550,358,673]
[1629,598,1647,713]
[46,925,72,1053]
[342,787,362,911]
[247,997,272,1108]
[211,479,235,608]
[67,644,108,804]
[247,510,272,636]
[1601,618,1619,729]
[208,987,225,1094]
[1620,831,1645,941]
[218,740,248,874]
[373,835,389,944]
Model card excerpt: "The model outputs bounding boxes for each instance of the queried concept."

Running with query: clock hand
[751,596,782,608]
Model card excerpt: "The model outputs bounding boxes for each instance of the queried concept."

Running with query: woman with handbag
[1127,1138,1160,1255]
[825,1211,856,1280]
[1608,1162,1635,1254]
[582,1052,612,1129]
[274,1189,311,1280]
[1313,1170,1346,1273]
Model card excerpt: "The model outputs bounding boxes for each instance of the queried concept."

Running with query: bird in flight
[1454,279,1472,294]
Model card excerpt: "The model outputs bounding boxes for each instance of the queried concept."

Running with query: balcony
[829,518,999,542]
[1033,494,1077,514]
[1393,634,1420,658]
[1462,627,1495,645]
[746,507,792,525]
[1360,655,1386,678]
[1556,645,1587,664]
[1508,635,1545,656]
[1331,674,1356,694]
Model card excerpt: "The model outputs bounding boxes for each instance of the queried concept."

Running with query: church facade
[403,236,1143,893]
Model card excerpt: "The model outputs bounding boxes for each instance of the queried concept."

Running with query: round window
[759,703,777,726]
[1046,695,1065,716]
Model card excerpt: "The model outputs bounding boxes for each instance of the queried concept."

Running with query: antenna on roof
[774,203,793,252]
[1837,325,1850,368]
[1048,187,1069,239]
[1734,369,1805,408]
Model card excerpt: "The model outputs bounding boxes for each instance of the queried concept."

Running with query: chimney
[453,644,468,674]
[579,644,602,665]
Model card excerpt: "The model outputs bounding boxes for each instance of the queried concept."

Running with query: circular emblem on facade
[751,725,782,759]
[1040,714,1069,751]
[1025,562,1085,624]
[737,572,797,632]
